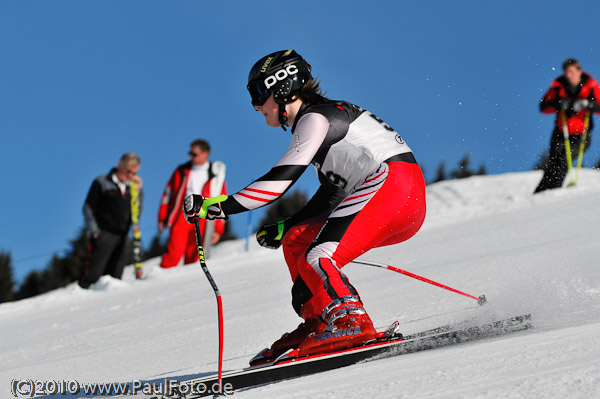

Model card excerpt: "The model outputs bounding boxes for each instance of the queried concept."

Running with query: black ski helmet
[247,50,312,129]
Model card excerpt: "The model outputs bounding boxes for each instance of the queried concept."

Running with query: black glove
[558,98,573,111]
[572,99,590,113]
[182,194,228,223]
[256,220,287,249]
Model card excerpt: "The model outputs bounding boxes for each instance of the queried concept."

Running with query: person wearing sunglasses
[183,50,426,361]
[80,152,143,288]
[158,139,227,269]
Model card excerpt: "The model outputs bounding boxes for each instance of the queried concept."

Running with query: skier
[535,58,600,193]
[158,139,227,268]
[80,153,143,288]
[183,50,426,360]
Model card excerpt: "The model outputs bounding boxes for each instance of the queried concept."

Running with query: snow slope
[2,170,600,399]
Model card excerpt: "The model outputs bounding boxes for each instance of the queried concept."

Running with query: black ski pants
[535,127,592,193]
[79,230,129,288]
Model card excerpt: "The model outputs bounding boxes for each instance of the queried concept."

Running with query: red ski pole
[193,217,224,394]
[352,259,487,305]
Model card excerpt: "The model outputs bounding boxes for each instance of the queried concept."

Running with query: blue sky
[2,1,599,283]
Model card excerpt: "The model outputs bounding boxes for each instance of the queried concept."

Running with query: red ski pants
[282,161,426,320]
[160,213,207,268]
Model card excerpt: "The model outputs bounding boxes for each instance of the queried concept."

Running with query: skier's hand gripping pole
[183,194,228,222]
[183,196,227,396]
[256,220,287,249]
[352,259,487,305]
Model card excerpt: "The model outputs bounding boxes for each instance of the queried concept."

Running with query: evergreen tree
[46,227,89,288]
[14,227,89,300]
[450,155,477,179]
[258,190,308,227]
[0,251,15,303]
[15,270,45,300]
[476,163,487,176]
[434,162,446,183]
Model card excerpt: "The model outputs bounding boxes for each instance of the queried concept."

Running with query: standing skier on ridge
[183,50,426,362]
[535,58,600,193]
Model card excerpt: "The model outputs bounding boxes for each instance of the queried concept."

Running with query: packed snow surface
[2,170,600,398]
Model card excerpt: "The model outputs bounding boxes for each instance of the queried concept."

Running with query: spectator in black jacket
[80,153,143,288]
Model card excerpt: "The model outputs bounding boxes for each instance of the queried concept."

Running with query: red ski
[163,314,531,398]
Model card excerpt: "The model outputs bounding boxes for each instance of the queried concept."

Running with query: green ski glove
[256,220,287,249]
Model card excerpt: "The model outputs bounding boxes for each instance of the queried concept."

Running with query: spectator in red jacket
[535,59,600,193]
[158,139,227,268]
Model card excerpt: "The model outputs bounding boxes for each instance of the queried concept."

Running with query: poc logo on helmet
[264,64,299,89]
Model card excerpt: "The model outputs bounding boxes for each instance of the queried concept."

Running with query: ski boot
[250,318,321,366]
[296,296,376,357]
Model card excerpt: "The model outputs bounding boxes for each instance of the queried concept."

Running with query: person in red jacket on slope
[182,50,426,362]
[158,139,227,268]
[535,58,600,193]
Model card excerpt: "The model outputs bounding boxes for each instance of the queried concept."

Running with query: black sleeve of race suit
[220,195,245,215]
[286,178,347,229]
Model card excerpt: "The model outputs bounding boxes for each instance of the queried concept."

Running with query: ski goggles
[247,79,270,107]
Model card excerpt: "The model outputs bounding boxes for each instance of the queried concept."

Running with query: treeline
[429,154,487,184]
[0,228,154,303]
[0,222,237,304]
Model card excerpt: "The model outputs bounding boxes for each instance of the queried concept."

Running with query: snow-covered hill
[2,170,600,399]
